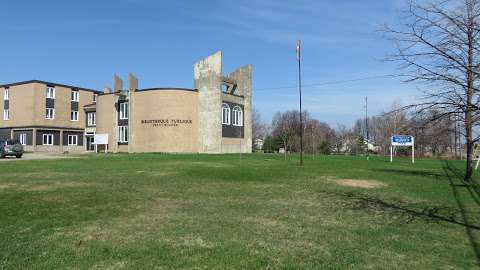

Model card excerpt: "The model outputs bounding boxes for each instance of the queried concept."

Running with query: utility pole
[297,40,304,166]
[365,96,369,161]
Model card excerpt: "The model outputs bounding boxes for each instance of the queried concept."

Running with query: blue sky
[0,0,419,127]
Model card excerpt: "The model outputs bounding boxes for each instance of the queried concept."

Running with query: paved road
[0,153,76,161]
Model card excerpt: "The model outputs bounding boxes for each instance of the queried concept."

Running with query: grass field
[0,153,479,269]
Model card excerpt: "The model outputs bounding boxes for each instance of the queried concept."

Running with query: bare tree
[252,108,268,141]
[272,111,298,159]
[385,0,480,181]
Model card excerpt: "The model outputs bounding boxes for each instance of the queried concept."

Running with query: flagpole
[297,40,304,166]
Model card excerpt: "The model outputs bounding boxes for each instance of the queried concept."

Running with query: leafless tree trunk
[385,0,480,181]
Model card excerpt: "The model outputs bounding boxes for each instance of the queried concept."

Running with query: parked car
[0,139,24,158]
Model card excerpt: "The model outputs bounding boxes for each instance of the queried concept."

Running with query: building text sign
[391,135,414,146]
[141,119,193,127]
[390,135,415,163]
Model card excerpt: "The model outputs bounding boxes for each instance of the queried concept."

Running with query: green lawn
[0,154,479,269]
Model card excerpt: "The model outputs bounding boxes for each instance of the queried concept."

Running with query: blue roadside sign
[391,135,413,146]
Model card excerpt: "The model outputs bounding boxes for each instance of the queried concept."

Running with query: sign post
[94,134,109,153]
[390,135,415,163]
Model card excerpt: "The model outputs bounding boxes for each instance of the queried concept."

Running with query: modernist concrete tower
[195,51,252,154]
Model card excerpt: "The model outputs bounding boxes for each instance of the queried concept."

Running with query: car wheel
[16,154,22,158]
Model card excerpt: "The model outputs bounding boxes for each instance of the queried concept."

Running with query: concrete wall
[226,65,253,153]
[129,89,199,153]
[96,93,117,152]
[194,51,223,153]
[0,82,97,129]
[0,84,35,127]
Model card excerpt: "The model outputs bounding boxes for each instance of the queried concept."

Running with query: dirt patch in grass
[190,161,233,168]
[135,170,177,177]
[335,179,386,189]
[54,198,180,246]
[0,181,93,192]
[1,172,74,180]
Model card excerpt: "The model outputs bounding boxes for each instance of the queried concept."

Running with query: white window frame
[71,90,79,102]
[4,88,9,100]
[232,106,243,126]
[119,102,128,120]
[87,112,96,126]
[45,108,55,119]
[118,126,128,143]
[70,111,79,121]
[67,135,78,146]
[46,86,55,99]
[93,94,98,103]
[222,103,231,125]
[42,134,54,145]
[3,109,9,120]
[19,134,27,146]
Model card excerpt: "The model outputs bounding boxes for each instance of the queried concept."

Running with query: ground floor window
[42,134,54,145]
[67,135,78,146]
[118,126,128,143]
[19,134,27,146]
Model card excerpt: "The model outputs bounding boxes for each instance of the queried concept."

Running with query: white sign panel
[94,134,108,145]
[391,135,414,146]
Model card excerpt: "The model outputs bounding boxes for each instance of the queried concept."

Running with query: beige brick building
[0,51,252,154]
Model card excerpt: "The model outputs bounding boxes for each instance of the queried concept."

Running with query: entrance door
[86,136,95,151]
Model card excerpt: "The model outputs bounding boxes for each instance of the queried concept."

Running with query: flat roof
[0,80,100,93]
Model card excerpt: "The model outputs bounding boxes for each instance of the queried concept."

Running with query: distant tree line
[253,101,461,159]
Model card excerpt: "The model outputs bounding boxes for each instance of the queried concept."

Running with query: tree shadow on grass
[325,160,480,265]
[372,168,445,178]
[442,160,480,265]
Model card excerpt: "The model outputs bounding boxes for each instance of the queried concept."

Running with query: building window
[232,106,243,126]
[222,103,230,125]
[46,86,55,99]
[87,112,96,126]
[42,134,54,145]
[119,102,128,120]
[118,126,128,143]
[4,88,9,100]
[46,108,55,119]
[3,109,9,120]
[93,94,98,103]
[19,134,27,146]
[71,111,79,121]
[67,135,78,146]
[71,90,79,102]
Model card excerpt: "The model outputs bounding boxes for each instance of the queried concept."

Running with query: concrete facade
[0,51,253,154]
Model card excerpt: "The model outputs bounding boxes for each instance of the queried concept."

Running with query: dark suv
[0,139,24,158]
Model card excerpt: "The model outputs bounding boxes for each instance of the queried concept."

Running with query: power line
[255,74,397,92]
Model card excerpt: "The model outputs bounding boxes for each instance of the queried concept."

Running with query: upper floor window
[232,106,243,126]
[70,111,79,121]
[71,90,79,102]
[46,108,55,119]
[3,109,9,120]
[118,126,128,143]
[87,112,96,126]
[46,86,55,99]
[4,88,9,100]
[119,102,128,120]
[222,103,230,125]
[93,94,98,103]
